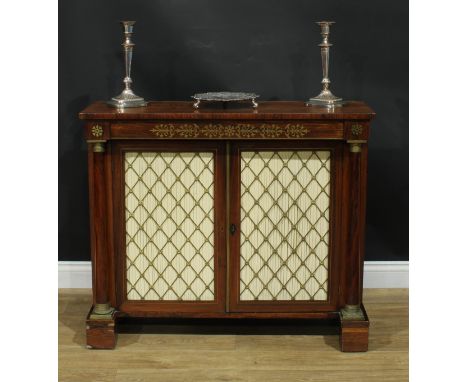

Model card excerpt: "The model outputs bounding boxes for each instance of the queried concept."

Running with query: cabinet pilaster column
[89,141,114,318]
[338,140,369,352]
[341,141,367,320]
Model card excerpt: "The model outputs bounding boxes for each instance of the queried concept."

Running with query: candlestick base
[306,89,343,108]
[108,89,147,108]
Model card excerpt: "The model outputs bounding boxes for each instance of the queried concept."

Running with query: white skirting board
[58,261,408,289]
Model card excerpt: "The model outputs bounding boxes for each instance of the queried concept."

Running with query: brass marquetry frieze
[150,123,310,139]
[286,124,309,137]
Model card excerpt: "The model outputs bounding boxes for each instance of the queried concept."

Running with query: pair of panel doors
[112,139,342,314]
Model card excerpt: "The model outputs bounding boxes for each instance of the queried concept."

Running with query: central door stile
[228,141,242,312]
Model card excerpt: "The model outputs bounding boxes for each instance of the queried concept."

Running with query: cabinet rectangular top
[79,101,375,121]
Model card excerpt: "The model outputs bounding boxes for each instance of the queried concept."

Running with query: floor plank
[59,289,408,382]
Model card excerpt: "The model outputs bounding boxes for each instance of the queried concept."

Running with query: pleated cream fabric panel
[240,151,330,301]
[125,152,215,301]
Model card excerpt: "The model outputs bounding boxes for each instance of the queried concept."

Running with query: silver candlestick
[306,21,343,108]
[108,21,147,108]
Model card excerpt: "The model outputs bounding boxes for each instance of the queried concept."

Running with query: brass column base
[340,304,365,320]
[89,303,115,320]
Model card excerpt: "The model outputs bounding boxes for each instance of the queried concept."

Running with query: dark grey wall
[59,0,408,261]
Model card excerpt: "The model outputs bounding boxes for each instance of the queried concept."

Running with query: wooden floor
[59,289,408,382]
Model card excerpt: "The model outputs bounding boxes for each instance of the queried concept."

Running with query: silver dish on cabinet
[192,91,259,108]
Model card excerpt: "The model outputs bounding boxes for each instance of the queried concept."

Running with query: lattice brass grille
[239,151,331,301]
[124,152,215,301]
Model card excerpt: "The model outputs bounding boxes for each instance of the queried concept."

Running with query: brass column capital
[347,140,366,153]
[87,140,106,153]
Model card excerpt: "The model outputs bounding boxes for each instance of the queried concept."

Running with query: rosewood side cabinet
[79,101,375,352]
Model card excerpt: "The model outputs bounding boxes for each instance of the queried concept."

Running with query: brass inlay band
[150,123,310,139]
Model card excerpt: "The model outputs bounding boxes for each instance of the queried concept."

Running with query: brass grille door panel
[240,151,330,301]
[124,150,217,302]
[229,142,339,312]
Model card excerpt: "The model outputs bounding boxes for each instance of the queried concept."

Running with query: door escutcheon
[230,224,237,235]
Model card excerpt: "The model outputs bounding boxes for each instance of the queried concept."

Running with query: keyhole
[230,224,237,235]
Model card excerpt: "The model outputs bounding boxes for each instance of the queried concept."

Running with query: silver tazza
[192,92,259,108]
[108,21,147,109]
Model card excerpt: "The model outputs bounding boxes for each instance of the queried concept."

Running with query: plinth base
[339,304,369,352]
[86,306,117,349]
[84,306,370,352]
